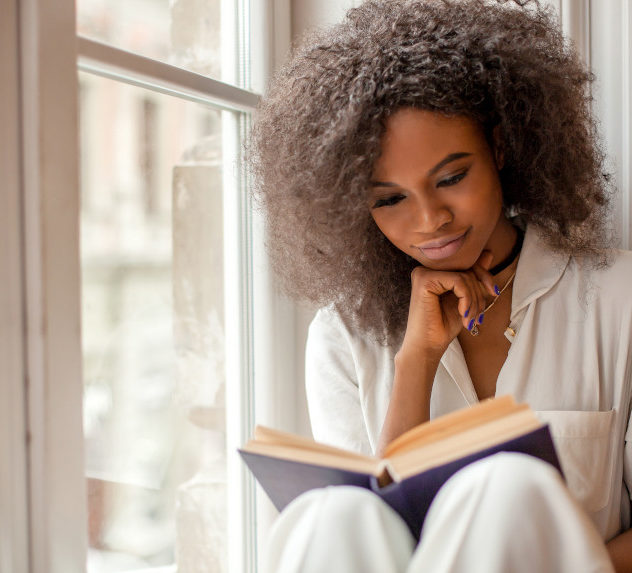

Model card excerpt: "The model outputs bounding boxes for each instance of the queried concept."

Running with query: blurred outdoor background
[78,1,229,570]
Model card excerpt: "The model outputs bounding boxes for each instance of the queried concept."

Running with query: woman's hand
[377,251,497,456]
[399,250,497,359]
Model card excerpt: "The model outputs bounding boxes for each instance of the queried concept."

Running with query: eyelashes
[371,169,469,209]
[372,194,405,208]
[436,170,467,188]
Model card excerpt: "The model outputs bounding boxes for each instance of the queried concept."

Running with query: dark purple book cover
[239,424,561,539]
[238,451,374,512]
[372,425,561,538]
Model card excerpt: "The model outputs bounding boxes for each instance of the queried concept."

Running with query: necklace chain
[470,269,516,337]
[483,270,516,314]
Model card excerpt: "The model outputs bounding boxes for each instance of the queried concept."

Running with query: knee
[480,452,564,498]
[266,486,415,573]
[287,485,391,525]
[434,452,565,515]
[274,485,411,541]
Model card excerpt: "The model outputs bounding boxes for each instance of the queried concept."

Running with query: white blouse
[305,226,632,542]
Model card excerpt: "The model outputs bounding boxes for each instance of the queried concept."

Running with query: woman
[249,0,632,570]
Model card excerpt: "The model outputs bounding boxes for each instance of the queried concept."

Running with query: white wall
[288,0,358,438]
[291,0,356,40]
[547,0,631,249]
[590,1,632,248]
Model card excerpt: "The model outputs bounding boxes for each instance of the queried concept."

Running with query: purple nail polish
[494,285,500,296]
[464,309,469,318]
[478,313,484,324]
[468,318,475,331]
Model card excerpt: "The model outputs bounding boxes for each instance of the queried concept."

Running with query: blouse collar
[510,225,570,320]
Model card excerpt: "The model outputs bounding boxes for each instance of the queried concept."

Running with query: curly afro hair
[248,0,613,344]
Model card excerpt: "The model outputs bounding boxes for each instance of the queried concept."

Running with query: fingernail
[494,285,500,296]
[468,319,475,331]
[478,313,484,324]
[464,309,469,318]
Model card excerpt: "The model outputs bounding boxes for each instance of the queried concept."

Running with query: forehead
[374,108,488,173]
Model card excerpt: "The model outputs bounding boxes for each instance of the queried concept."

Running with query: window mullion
[19,0,87,571]
[77,36,260,112]
[0,0,30,570]
[559,0,591,67]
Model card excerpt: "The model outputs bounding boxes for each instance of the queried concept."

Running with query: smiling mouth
[414,230,469,260]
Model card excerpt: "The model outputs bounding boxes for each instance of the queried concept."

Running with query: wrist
[392,346,442,397]
[395,342,444,370]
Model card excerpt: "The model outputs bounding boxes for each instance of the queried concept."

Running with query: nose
[409,192,452,233]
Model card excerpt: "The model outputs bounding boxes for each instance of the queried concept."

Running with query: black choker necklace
[489,227,524,276]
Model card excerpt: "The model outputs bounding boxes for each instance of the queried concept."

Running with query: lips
[414,230,469,260]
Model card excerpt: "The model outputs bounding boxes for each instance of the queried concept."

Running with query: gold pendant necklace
[470,270,516,337]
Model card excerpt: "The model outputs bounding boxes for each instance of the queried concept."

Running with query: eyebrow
[370,152,473,187]
[428,152,473,176]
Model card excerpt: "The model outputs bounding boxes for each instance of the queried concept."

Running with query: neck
[484,219,522,297]
[489,226,524,275]
[485,216,519,271]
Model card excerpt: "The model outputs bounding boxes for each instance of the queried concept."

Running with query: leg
[264,486,416,573]
[408,453,614,573]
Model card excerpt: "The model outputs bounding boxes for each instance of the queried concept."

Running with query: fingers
[471,249,498,297]
[436,271,487,331]
[410,266,495,336]
[471,263,498,298]
[476,249,494,270]
[460,273,488,331]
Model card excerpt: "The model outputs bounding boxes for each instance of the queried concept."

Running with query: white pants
[264,453,614,573]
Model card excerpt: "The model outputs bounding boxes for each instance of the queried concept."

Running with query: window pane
[77,0,226,81]
[80,71,232,572]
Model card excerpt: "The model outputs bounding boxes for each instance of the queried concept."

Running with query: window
[80,74,230,571]
[2,0,291,571]
[76,1,263,570]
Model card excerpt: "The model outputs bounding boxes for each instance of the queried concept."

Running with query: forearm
[376,349,441,457]
[607,529,632,572]
[376,261,491,457]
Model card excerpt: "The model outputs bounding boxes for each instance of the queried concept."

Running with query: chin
[420,251,479,271]
[419,259,470,272]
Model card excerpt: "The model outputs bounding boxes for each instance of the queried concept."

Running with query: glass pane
[77,0,226,81]
[80,71,231,572]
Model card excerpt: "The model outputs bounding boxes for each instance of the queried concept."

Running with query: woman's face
[369,108,515,271]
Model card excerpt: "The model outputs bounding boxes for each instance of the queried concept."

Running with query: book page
[387,409,543,479]
[241,441,381,476]
[384,395,522,457]
[252,425,375,463]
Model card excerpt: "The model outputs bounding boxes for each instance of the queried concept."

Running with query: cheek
[486,184,504,219]
[466,178,503,223]
[485,168,504,205]
[371,211,403,245]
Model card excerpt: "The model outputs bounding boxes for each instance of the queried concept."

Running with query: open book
[239,395,561,538]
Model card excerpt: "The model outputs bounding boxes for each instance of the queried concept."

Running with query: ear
[492,124,504,170]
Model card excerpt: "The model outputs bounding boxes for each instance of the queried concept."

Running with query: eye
[437,170,467,188]
[372,194,405,208]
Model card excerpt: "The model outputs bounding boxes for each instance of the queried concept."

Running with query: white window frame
[1,1,29,571]
[551,0,632,249]
[587,0,632,249]
[1,0,293,571]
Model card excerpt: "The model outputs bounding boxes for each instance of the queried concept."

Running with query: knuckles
[410,266,470,290]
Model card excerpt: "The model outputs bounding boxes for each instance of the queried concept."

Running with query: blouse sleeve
[623,408,632,526]
[305,308,373,456]
[623,336,632,528]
